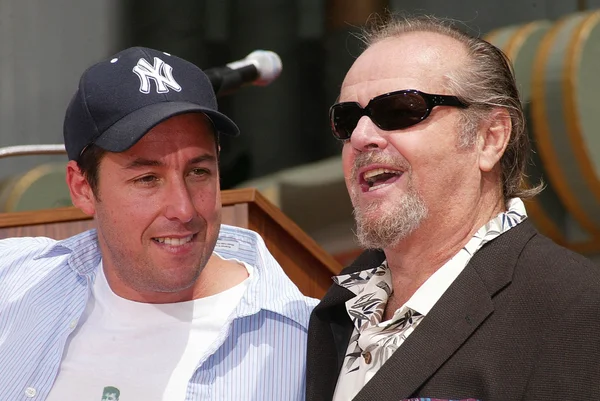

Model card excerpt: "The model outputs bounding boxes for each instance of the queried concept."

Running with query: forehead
[340,31,468,102]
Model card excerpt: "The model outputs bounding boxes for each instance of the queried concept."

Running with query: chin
[152,265,203,290]
[149,277,198,295]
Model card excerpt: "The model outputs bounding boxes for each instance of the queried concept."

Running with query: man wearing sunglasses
[306,14,600,401]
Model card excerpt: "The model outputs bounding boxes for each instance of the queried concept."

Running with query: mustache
[351,152,410,179]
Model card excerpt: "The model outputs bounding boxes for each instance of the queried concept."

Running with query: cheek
[341,145,354,177]
[193,186,221,217]
[413,152,478,200]
[341,147,356,192]
[387,135,421,161]
[388,140,445,188]
[193,189,222,246]
[97,193,154,234]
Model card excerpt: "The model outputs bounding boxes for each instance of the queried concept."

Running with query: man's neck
[382,195,506,311]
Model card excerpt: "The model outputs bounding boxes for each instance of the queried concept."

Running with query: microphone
[205,50,282,97]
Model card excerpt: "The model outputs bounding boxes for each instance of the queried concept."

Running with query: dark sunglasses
[329,89,468,140]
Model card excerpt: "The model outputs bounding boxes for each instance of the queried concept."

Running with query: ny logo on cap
[132,56,182,94]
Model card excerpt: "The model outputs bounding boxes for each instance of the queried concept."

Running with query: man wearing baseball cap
[0,47,316,401]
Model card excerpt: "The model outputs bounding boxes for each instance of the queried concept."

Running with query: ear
[478,108,511,172]
[66,160,97,216]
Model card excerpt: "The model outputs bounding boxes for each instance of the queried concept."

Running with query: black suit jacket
[306,220,600,401]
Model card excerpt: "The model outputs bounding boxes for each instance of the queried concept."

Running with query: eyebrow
[123,154,217,170]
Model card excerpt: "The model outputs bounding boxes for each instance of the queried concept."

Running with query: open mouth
[152,234,195,246]
[361,168,403,192]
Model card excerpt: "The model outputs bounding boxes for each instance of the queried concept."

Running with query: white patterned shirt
[332,199,528,401]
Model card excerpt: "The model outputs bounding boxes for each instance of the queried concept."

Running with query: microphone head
[245,50,282,86]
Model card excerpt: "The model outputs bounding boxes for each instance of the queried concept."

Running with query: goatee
[349,152,428,249]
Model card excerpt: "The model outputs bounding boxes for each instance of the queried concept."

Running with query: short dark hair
[359,14,542,200]
[77,144,106,199]
[102,386,120,398]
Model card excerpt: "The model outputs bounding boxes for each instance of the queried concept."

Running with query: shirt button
[25,387,36,398]
[69,319,78,329]
[362,351,372,364]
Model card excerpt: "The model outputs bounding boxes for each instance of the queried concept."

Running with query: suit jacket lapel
[306,221,537,401]
[306,250,385,401]
[352,220,537,401]
[353,264,494,401]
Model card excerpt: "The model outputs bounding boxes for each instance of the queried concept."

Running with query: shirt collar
[335,198,528,317]
[404,257,464,315]
[189,224,316,329]
[34,225,315,328]
[37,229,101,277]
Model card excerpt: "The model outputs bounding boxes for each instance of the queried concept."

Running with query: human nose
[349,116,388,151]
[164,178,195,223]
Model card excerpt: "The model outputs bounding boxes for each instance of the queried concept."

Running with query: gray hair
[358,14,542,199]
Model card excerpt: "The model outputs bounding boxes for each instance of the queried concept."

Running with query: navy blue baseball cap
[63,46,239,161]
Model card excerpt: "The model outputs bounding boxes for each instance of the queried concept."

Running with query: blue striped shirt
[0,224,318,400]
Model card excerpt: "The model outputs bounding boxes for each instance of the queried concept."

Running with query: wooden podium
[0,188,342,299]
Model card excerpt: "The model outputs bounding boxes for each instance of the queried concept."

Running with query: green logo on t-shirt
[101,386,120,401]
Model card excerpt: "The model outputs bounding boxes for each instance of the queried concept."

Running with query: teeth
[154,235,193,246]
[369,183,388,192]
[363,168,400,180]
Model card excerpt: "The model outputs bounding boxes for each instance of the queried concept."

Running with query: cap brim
[94,101,239,153]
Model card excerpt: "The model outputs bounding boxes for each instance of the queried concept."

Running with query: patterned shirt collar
[409,198,528,314]
[331,199,528,401]
[335,198,528,317]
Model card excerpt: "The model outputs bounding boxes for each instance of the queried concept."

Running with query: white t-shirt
[46,256,251,401]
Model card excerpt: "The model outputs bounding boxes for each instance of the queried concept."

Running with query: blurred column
[224,0,327,179]
[388,0,583,32]
[122,1,208,66]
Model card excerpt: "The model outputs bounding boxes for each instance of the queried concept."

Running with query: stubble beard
[96,210,216,297]
[349,153,428,250]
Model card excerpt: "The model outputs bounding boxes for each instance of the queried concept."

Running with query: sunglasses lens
[370,92,428,130]
[329,91,434,140]
[330,103,363,140]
